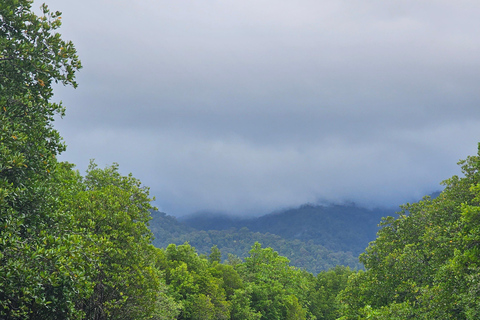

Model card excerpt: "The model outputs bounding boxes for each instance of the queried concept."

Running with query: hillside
[180,203,395,256]
[149,211,363,273]
[149,198,442,273]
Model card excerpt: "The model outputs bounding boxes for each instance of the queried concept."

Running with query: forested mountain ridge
[179,204,394,256]
[149,196,442,274]
[149,211,363,274]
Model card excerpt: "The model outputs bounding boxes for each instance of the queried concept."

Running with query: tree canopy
[1,1,83,317]
[337,144,480,319]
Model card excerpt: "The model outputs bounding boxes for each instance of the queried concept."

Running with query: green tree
[208,245,222,264]
[338,144,480,319]
[0,1,85,318]
[212,263,243,299]
[1,0,80,184]
[163,243,231,320]
[230,286,262,320]
[70,162,169,319]
[236,242,314,320]
[307,266,353,320]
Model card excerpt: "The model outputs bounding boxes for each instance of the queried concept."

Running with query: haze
[35,0,480,216]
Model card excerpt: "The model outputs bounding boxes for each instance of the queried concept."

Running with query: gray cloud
[36,0,480,215]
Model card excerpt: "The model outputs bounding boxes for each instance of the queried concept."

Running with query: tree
[163,243,231,319]
[307,266,354,320]
[229,286,262,320]
[0,1,84,318]
[1,0,80,184]
[338,143,480,319]
[208,245,222,264]
[236,242,314,320]
[70,162,169,320]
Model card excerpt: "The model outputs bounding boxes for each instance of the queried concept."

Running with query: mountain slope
[181,204,394,256]
[149,211,362,273]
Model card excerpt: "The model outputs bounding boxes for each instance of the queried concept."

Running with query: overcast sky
[35,0,480,216]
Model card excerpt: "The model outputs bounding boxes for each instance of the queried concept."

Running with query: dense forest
[150,196,442,274]
[150,210,363,274]
[2,1,480,319]
[179,204,392,256]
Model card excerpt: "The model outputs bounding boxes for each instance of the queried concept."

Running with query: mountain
[150,195,441,273]
[180,203,395,256]
[149,210,363,274]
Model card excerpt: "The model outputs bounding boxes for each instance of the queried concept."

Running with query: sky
[34,0,480,216]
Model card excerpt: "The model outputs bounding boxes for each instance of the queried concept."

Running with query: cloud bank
[36,0,480,215]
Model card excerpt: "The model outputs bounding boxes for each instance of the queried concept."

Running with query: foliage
[1,3,179,318]
[162,243,231,320]
[68,162,174,319]
[0,1,85,318]
[337,144,480,319]
[0,0,80,185]
[153,241,353,320]
[307,266,354,320]
[150,212,362,273]
[181,204,394,256]
[234,242,315,320]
